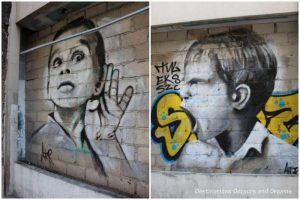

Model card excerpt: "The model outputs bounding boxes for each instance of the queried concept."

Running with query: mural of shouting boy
[30,17,144,179]
[172,29,298,173]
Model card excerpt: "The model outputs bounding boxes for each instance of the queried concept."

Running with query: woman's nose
[60,68,70,75]
[59,62,71,75]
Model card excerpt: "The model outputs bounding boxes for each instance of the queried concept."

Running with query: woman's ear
[231,84,251,110]
[94,64,108,96]
[93,86,101,96]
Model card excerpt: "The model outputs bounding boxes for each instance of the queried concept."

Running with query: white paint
[152,171,298,198]
[151,2,298,26]
[17,80,26,160]
[12,162,123,198]
[8,105,19,195]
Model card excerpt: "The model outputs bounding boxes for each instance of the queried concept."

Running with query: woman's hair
[184,29,277,110]
[47,17,106,93]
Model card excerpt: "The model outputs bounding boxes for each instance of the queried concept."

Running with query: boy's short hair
[184,29,277,110]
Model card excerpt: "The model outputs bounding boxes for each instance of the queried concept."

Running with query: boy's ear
[231,84,251,110]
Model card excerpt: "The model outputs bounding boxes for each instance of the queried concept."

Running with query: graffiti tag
[41,142,54,166]
[284,162,298,174]
[151,91,197,161]
[155,62,181,93]
[257,89,298,145]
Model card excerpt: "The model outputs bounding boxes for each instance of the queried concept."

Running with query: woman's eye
[72,51,85,63]
[52,58,62,68]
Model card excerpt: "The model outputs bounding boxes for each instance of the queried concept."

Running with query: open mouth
[57,81,75,93]
[181,107,196,130]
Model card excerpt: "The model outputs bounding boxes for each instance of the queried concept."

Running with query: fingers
[104,63,113,95]
[86,99,100,112]
[119,86,134,111]
[100,96,109,117]
[109,69,119,102]
[96,127,116,140]
[102,63,133,113]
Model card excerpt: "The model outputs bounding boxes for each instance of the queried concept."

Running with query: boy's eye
[53,57,62,68]
[188,78,209,86]
[189,79,199,85]
[72,51,85,63]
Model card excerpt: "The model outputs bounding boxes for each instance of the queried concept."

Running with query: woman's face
[48,26,101,108]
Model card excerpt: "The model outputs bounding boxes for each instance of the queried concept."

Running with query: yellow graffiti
[153,90,298,161]
[152,92,196,160]
[257,91,298,144]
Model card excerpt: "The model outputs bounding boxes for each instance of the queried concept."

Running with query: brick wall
[24,2,149,197]
[151,22,298,174]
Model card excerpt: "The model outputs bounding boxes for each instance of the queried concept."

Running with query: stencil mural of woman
[30,17,137,178]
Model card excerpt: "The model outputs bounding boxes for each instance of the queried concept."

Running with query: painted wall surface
[151,22,298,174]
[24,2,149,197]
[151,2,298,26]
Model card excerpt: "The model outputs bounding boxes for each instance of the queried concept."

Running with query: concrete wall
[152,171,298,198]
[13,162,124,198]
[151,20,298,197]
[3,2,21,195]
[16,2,48,22]
[151,2,298,26]
[23,2,149,197]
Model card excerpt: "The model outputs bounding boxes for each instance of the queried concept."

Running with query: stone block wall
[24,2,149,197]
[151,22,298,174]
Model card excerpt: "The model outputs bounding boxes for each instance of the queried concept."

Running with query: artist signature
[284,162,298,174]
[41,142,54,166]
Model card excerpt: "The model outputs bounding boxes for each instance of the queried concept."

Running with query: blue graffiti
[172,144,177,150]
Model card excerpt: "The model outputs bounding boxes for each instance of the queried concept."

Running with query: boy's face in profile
[181,51,232,141]
[48,26,100,108]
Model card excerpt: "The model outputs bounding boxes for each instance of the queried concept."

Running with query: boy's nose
[180,83,191,100]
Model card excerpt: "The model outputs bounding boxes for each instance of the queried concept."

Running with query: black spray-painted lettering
[41,142,54,166]
[155,62,181,93]
[284,162,298,174]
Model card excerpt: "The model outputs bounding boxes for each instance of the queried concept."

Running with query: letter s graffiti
[151,90,197,162]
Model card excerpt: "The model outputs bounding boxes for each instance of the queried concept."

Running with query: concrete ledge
[12,162,127,198]
[151,171,298,198]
